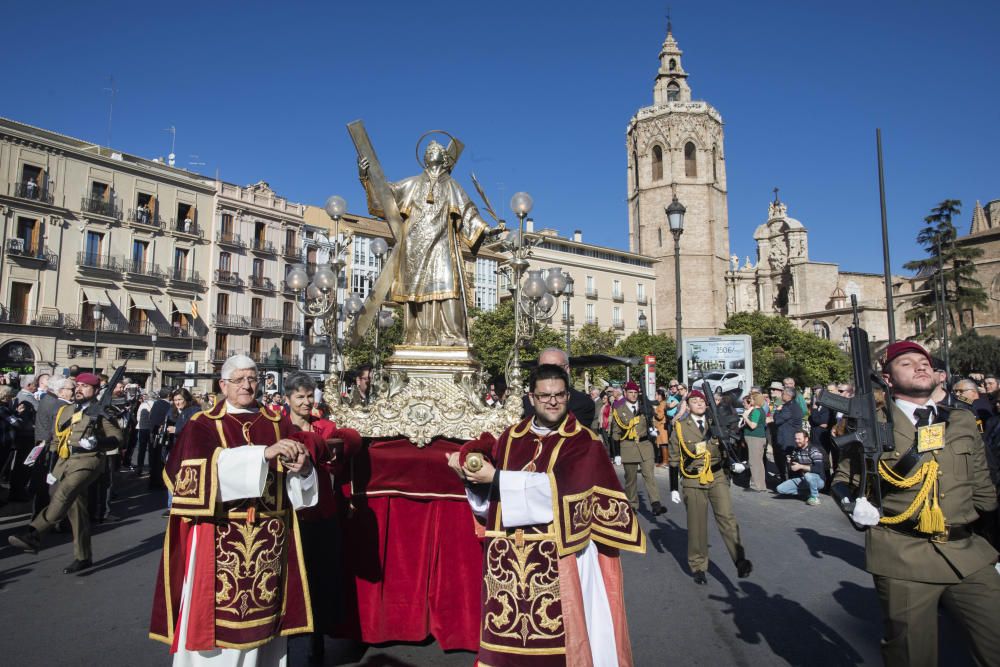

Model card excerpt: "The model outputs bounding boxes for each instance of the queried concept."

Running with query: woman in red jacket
[284,371,360,663]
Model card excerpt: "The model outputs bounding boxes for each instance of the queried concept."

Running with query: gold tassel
[699,453,714,485]
[917,477,946,534]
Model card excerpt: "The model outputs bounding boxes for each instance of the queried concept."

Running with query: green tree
[468,301,564,378]
[721,311,850,387]
[570,323,621,385]
[615,331,677,385]
[342,311,404,370]
[948,330,1000,376]
[903,200,987,341]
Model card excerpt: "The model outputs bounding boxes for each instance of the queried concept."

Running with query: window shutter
[31,220,41,252]
[149,195,157,218]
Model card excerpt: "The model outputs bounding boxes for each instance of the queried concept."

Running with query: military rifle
[698,365,747,473]
[817,295,894,530]
[81,360,128,450]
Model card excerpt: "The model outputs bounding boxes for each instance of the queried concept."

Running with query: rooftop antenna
[103,75,118,148]
[164,126,176,166]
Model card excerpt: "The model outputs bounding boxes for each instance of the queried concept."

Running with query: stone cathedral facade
[626,24,731,338]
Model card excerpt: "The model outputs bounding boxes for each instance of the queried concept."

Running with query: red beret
[688,389,706,401]
[624,380,641,392]
[883,341,932,367]
[75,372,101,387]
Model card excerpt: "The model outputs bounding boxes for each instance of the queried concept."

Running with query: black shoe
[9,529,41,554]
[737,558,753,578]
[103,513,123,523]
[63,559,92,574]
[651,501,667,516]
[693,571,707,585]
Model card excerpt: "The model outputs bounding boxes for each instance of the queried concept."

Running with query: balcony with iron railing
[6,239,57,267]
[585,288,599,299]
[165,323,197,338]
[215,270,245,287]
[63,314,128,333]
[251,237,276,254]
[636,294,648,305]
[612,319,625,330]
[212,313,250,329]
[282,245,302,260]
[81,196,120,219]
[77,251,120,272]
[586,316,599,326]
[211,349,241,363]
[127,208,162,229]
[248,317,282,330]
[280,320,303,335]
[169,267,206,287]
[118,348,149,360]
[612,291,624,303]
[0,308,63,327]
[171,219,203,239]
[124,319,161,336]
[216,231,246,249]
[122,259,166,280]
[248,275,275,292]
[14,181,54,204]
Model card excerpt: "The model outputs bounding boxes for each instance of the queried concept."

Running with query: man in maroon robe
[448,364,646,666]
[149,355,318,666]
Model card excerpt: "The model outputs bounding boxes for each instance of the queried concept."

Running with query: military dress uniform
[29,401,123,563]
[668,412,750,578]
[609,398,662,512]
[834,401,1000,666]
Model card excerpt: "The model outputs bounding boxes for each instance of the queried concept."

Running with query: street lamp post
[150,332,158,391]
[666,194,686,380]
[92,304,103,373]
[563,275,574,350]
[508,192,534,389]
[638,311,648,333]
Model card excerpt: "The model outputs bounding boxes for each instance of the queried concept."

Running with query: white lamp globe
[510,192,533,217]
[285,265,309,290]
[324,195,348,219]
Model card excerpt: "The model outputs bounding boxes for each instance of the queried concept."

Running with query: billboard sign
[682,335,753,397]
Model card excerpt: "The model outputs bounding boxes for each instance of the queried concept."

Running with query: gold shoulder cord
[676,422,713,485]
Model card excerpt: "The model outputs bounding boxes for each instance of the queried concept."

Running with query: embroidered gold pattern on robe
[483,537,563,648]
[570,493,632,532]
[215,518,285,620]
[175,466,199,497]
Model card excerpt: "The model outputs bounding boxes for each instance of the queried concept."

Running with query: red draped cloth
[337,438,483,651]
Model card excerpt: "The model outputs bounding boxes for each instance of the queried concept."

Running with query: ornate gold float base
[324,346,522,445]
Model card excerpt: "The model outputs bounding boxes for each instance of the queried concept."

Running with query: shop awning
[130,293,157,311]
[82,287,111,307]
[173,300,194,315]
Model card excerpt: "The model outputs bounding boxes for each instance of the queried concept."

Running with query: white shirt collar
[225,401,259,415]
[894,397,937,426]
[530,418,554,437]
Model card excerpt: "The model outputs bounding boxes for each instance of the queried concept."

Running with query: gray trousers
[31,454,104,561]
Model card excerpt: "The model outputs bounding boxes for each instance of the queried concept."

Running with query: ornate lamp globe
[285,265,309,291]
[510,192,533,217]
[324,195,347,220]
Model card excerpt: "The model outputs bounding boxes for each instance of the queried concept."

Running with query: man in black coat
[808,385,835,481]
[146,388,172,489]
[771,387,803,481]
[521,348,595,429]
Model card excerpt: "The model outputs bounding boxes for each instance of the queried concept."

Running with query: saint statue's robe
[464,414,646,667]
[149,400,318,666]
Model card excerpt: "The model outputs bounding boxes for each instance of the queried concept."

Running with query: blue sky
[4,0,998,274]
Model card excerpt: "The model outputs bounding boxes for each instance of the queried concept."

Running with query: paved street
[0,468,975,666]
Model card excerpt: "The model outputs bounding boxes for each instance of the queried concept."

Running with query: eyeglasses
[531,391,570,404]
[223,376,259,387]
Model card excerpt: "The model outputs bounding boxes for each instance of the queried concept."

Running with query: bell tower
[626,21,731,339]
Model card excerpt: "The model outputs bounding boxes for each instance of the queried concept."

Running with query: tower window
[667,81,680,102]
[632,151,639,190]
[669,58,677,71]
[684,142,697,178]
[651,145,663,181]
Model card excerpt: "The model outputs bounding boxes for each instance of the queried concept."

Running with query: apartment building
[209,181,305,374]
[0,117,214,387]
[500,221,658,341]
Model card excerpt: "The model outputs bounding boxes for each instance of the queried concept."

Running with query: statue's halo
[415,129,460,168]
